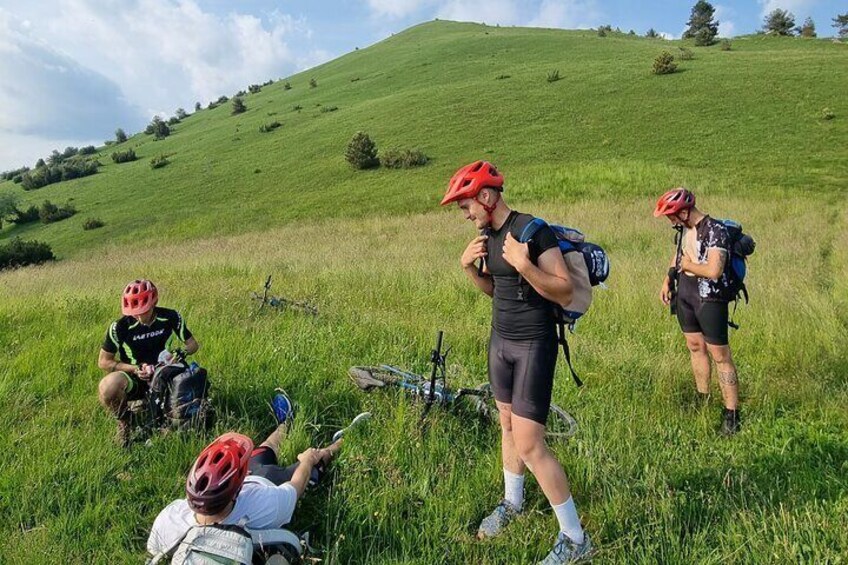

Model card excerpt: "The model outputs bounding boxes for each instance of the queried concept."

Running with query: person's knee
[99,373,126,407]
[497,404,514,433]
[514,435,547,465]
[685,337,707,354]
[708,345,733,365]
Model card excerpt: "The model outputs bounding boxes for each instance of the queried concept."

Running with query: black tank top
[487,211,559,340]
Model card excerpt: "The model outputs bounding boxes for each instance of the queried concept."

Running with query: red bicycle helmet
[654,188,696,217]
[440,161,504,206]
[121,279,158,316]
[186,433,254,515]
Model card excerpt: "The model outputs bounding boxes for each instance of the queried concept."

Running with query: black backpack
[148,362,212,429]
[715,219,756,327]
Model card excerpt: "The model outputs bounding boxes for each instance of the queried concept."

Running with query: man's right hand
[138,364,154,380]
[660,281,673,305]
[297,447,321,468]
[461,235,488,269]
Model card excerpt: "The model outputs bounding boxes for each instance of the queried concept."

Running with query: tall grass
[1,191,845,563]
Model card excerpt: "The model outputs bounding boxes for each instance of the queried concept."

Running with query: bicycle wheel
[465,383,578,442]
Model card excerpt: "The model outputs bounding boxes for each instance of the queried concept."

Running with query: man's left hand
[503,233,531,274]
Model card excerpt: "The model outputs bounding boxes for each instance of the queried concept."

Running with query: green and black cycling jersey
[101,307,193,366]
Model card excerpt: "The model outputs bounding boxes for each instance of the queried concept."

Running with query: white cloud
[658,31,678,40]
[714,4,736,37]
[527,0,602,29]
[757,0,816,17]
[10,0,327,118]
[368,0,434,18]
[436,0,522,25]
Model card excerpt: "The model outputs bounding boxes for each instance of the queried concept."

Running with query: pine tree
[683,1,719,45]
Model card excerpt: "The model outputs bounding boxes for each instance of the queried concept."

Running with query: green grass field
[1,21,846,564]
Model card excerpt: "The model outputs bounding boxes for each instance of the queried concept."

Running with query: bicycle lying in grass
[251,274,318,316]
[349,331,578,441]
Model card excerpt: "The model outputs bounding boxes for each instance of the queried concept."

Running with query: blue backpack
[714,219,755,327]
[518,218,610,386]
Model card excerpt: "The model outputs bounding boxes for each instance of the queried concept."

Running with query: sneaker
[721,408,741,436]
[477,499,521,539]
[271,388,295,426]
[538,531,593,565]
[115,418,132,448]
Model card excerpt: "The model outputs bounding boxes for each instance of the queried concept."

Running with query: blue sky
[0,0,843,169]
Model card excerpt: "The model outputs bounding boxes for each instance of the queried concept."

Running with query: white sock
[503,469,525,509]
[552,497,584,544]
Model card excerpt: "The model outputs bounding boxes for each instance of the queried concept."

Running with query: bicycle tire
[468,383,578,441]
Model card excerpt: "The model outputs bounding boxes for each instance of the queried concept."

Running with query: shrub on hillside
[115,128,128,143]
[207,101,219,110]
[60,157,100,181]
[284,82,292,90]
[82,217,105,230]
[380,148,429,169]
[149,154,170,169]
[720,39,732,50]
[217,95,229,104]
[1,166,30,181]
[678,47,694,60]
[652,52,678,75]
[232,97,247,115]
[309,78,318,88]
[546,69,561,82]
[345,131,379,170]
[259,121,281,133]
[10,205,40,225]
[39,200,76,224]
[320,105,339,113]
[821,107,835,120]
[176,107,188,120]
[21,158,98,190]
[145,116,170,139]
[167,116,181,126]
[0,192,18,229]
[683,1,719,46]
[195,102,202,111]
[111,149,137,163]
[248,84,261,94]
[798,17,816,37]
[0,238,55,270]
[763,9,795,35]
[646,28,659,38]
[293,105,303,112]
[79,145,97,155]
[495,74,511,80]
[597,24,612,37]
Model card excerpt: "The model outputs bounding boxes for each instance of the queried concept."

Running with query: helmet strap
[476,190,501,224]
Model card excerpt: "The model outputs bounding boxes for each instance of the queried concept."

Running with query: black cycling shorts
[248,446,299,486]
[676,277,729,346]
[488,330,558,425]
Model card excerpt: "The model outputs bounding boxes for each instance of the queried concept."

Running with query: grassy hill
[1,21,845,256]
[0,21,846,563]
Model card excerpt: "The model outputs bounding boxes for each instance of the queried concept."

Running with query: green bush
[176,108,188,120]
[821,108,835,120]
[79,145,97,155]
[145,116,170,139]
[10,205,39,225]
[380,148,429,169]
[39,200,76,224]
[646,28,659,38]
[195,102,202,111]
[0,238,55,270]
[60,157,100,181]
[248,84,261,94]
[149,155,170,169]
[309,78,318,88]
[111,149,137,164]
[20,158,98,190]
[678,47,694,60]
[652,52,678,75]
[320,105,339,113]
[167,116,180,125]
[232,97,247,115]
[720,39,732,51]
[1,166,30,181]
[495,74,511,80]
[217,95,229,104]
[115,128,128,143]
[82,218,105,230]
[546,69,561,82]
[284,82,292,90]
[345,131,379,170]
[293,105,303,112]
[259,121,282,133]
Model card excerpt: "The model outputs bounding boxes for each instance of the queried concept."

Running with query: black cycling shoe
[721,408,741,436]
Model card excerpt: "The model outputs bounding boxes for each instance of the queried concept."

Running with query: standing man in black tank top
[441,161,592,564]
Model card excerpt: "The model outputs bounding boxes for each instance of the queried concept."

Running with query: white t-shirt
[147,476,298,555]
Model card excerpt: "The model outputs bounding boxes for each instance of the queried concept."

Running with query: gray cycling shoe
[477,499,522,539]
[538,531,593,564]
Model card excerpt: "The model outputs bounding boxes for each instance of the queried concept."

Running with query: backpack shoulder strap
[516,217,547,243]
[556,322,583,387]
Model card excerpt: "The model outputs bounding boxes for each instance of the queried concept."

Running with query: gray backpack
[149,524,305,565]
